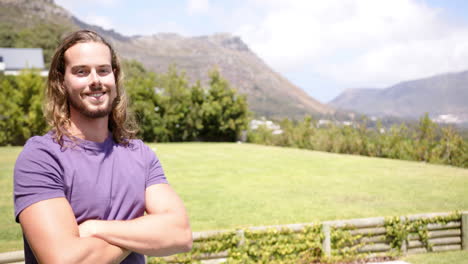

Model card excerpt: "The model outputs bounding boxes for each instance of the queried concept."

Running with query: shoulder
[127,138,146,148]
[18,132,60,161]
[124,139,162,164]
[124,139,154,154]
[15,133,64,176]
[14,133,65,184]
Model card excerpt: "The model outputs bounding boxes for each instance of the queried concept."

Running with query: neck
[68,110,110,143]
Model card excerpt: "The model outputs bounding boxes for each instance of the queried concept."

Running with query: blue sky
[54,0,468,103]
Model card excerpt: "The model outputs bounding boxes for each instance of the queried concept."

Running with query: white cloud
[54,0,468,94]
[186,0,211,15]
[320,31,468,87]
[234,0,468,89]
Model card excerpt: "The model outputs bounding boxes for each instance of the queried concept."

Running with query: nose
[89,69,102,89]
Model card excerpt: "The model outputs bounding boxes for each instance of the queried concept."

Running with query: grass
[402,250,468,263]
[155,143,468,230]
[0,146,24,253]
[1,143,468,254]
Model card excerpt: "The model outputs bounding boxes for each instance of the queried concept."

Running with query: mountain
[328,88,381,114]
[109,33,333,118]
[0,0,333,119]
[329,71,468,124]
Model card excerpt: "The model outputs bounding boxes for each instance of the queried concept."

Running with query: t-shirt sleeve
[144,143,168,188]
[14,138,65,223]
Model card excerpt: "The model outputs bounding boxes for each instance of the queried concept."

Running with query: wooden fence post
[236,229,245,246]
[0,250,24,264]
[322,223,331,257]
[400,216,408,254]
[462,212,468,250]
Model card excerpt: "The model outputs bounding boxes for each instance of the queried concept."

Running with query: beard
[68,93,115,119]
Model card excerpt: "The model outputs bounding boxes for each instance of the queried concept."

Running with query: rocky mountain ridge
[0,0,333,118]
[329,70,468,124]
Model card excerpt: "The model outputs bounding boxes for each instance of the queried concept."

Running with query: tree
[155,66,194,141]
[124,62,250,142]
[0,75,21,145]
[413,113,438,161]
[124,60,168,142]
[430,126,468,167]
[185,81,205,140]
[0,23,17,47]
[0,70,47,145]
[200,69,249,141]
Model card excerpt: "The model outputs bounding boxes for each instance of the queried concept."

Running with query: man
[14,30,192,264]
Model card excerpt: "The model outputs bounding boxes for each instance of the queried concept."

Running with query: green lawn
[0,146,24,253]
[1,143,468,253]
[402,250,468,264]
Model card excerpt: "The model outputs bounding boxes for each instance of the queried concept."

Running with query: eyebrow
[70,64,112,70]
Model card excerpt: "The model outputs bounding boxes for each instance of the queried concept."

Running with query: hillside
[0,0,334,119]
[108,32,333,118]
[329,71,468,124]
[327,88,381,114]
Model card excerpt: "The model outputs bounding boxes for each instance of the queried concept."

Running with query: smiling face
[63,41,117,120]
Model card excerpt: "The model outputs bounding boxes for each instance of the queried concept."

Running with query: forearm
[88,214,192,257]
[52,237,129,264]
[18,198,131,264]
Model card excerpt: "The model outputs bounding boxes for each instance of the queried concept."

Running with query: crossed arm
[19,184,192,264]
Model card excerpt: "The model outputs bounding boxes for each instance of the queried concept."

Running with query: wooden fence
[320,212,466,256]
[1,211,467,264]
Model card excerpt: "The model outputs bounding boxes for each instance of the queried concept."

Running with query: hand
[79,220,99,238]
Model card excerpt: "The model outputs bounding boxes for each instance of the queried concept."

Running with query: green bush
[0,62,250,145]
[0,71,47,145]
[124,62,250,142]
[148,213,461,263]
[247,115,468,168]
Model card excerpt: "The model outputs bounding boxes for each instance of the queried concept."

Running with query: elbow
[46,257,63,264]
[177,227,193,253]
[151,225,192,256]
[47,255,80,264]
[184,229,193,252]
[39,251,75,264]
[44,240,110,264]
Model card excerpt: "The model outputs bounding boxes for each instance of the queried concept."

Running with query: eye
[98,67,112,75]
[74,68,89,76]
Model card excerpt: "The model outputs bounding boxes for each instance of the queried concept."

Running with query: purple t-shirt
[14,131,168,264]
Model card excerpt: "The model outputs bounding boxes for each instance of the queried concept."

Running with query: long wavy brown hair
[45,29,138,146]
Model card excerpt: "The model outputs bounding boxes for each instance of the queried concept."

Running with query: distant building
[342,121,353,126]
[432,114,462,124]
[0,48,48,76]
[250,119,283,135]
[317,119,332,127]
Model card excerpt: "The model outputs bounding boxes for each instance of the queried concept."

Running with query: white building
[432,114,462,124]
[0,48,48,76]
[250,119,283,135]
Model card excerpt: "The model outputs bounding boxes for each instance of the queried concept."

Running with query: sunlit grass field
[403,250,468,264]
[1,143,467,253]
